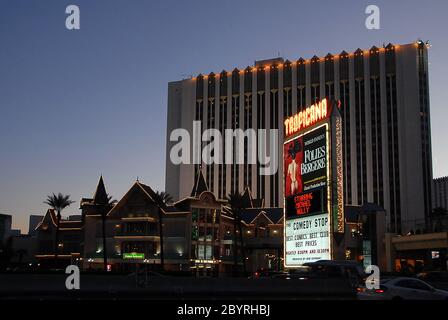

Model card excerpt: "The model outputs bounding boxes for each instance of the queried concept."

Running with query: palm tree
[97,194,117,271]
[44,193,75,263]
[155,191,173,205]
[226,191,247,275]
[153,191,173,271]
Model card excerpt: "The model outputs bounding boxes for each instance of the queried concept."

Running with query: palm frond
[155,191,173,205]
[43,192,75,212]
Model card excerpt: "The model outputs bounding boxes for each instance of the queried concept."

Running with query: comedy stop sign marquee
[283,98,344,267]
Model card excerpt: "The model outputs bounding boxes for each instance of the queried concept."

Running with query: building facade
[0,213,12,243]
[433,176,448,211]
[34,209,82,267]
[33,175,282,275]
[166,41,433,234]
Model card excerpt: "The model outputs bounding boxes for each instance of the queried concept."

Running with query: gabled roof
[107,181,155,217]
[241,187,253,208]
[240,209,259,224]
[107,180,186,217]
[36,209,57,229]
[35,209,82,231]
[190,167,208,197]
[80,176,110,209]
[93,175,108,205]
[241,186,264,208]
[240,207,283,225]
[175,190,227,210]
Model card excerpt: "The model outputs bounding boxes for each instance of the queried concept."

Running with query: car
[303,260,366,288]
[417,271,448,282]
[417,271,448,290]
[357,277,448,300]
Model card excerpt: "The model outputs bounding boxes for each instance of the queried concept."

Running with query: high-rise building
[0,213,12,242]
[433,176,448,211]
[166,41,433,234]
[28,215,44,236]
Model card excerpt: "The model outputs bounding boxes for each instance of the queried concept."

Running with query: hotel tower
[166,41,432,234]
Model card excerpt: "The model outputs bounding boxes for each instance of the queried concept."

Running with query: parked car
[417,271,448,290]
[358,277,448,300]
[417,271,448,282]
[303,260,366,288]
[249,269,288,279]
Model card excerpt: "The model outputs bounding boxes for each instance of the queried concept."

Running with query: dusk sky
[1,0,447,232]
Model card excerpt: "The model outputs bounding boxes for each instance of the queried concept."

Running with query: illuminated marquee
[284,99,329,137]
[284,98,344,267]
[284,124,331,266]
[334,116,344,233]
[284,125,328,219]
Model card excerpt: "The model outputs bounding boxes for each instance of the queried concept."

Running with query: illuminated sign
[284,124,330,267]
[123,252,145,259]
[333,116,344,233]
[284,98,344,267]
[285,189,326,218]
[285,213,331,265]
[284,99,329,137]
[192,259,221,264]
[283,99,345,268]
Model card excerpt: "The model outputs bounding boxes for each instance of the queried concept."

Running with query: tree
[155,191,173,205]
[96,194,117,272]
[153,191,173,271]
[226,191,247,276]
[44,193,75,263]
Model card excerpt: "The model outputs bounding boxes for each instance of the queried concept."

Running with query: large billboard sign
[285,213,330,265]
[283,98,343,268]
[284,125,328,219]
[284,124,331,266]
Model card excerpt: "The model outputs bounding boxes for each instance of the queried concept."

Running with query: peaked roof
[138,181,169,211]
[190,167,208,197]
[93,176,108,205]
[241,186,264,208]
[241,187,253,208]
[106,180,186,217]
[35,209,82,231]
[240,208,283,225]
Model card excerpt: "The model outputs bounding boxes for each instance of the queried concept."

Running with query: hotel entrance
[191,260,219,277]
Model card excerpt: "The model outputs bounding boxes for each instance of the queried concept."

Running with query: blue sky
[1,0,447,232]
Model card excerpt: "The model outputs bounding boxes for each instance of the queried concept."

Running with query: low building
[76,171,284,276]
[0,213,12,243]
[385,229,448,273]
[82,170,241,276]
[82,178,190,273]
[34,209,82,267]
[9,234,38,265]
[344,204,387,270]
[236,188,283,273]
